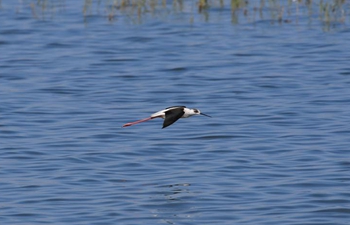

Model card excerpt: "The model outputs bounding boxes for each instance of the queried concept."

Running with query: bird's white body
[123,106,210,129]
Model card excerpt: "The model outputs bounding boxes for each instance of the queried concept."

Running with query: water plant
[9,0,348,28]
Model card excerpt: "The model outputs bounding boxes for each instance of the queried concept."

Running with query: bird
[122,106,211,129]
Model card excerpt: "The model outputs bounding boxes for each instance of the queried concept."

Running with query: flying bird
[122,106,211,129]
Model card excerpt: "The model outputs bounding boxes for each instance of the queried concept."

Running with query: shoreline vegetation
[9,0,348,28]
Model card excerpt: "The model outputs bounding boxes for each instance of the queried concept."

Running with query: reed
[21,0,348,28]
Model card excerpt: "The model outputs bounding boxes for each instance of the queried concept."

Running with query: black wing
[162,108,185,129]
[165,106,186,109]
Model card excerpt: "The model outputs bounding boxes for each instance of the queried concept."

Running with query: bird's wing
[162,108,185,129]
[165,106,186,110]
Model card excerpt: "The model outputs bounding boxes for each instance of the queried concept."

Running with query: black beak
[200,112,211,118]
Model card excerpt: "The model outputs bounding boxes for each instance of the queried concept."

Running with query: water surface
[1,1,350,224]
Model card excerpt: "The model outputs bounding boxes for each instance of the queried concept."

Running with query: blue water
[1,1,350,224]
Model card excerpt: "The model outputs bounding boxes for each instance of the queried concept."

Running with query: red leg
[122,117,153,127]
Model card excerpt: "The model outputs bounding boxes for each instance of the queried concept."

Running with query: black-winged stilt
[122,106,211,129]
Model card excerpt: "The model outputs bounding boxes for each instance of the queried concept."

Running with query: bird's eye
[194,109,199,113]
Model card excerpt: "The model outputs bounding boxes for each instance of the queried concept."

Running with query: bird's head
[190,108,211,117]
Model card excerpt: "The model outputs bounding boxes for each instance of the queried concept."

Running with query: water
[1,1,350,224]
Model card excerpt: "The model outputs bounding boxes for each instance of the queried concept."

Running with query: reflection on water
[163,183,191,201]
[154,183,193,225]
